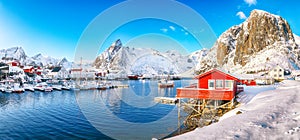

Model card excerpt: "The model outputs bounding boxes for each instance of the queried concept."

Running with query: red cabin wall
[240,80,256,86]
[198,71,238,89]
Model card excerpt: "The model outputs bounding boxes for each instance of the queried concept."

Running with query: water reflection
[76,80,192,140]
[0,79,195,139]
[0,91,108,139]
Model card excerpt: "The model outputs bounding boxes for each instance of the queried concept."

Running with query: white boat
[34,84,45,92]
[52,85,62,91]
[61,84,71,90]
[4,86,13,93]
[24,84,35,92]
[34,82,52,92]
[0,85,5,92]
[12,83,24,93]
[158,79,174,88]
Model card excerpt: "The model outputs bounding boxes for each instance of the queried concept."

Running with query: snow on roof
[169,80,300,140]
[195,68,240,80]
[9,66,24,73]
[23,66,33,69]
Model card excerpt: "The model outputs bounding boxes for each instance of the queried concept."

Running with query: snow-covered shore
[169,80,300,139]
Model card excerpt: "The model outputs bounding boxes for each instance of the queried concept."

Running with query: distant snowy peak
[197,9,300,74]
[0,46,72,68]
[30,53,60,67]
[94,39,200,75]
[0,46,27,61]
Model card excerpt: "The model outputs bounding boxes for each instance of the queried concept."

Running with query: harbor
[0,79,195,139]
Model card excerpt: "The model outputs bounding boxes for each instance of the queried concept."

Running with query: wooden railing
[176,88,234,100]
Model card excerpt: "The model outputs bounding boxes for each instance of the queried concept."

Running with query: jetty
[154,97,178,105]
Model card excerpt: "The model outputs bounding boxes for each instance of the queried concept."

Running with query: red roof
[195,68,239,81]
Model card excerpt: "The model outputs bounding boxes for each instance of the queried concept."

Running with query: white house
[47,67,69,79]
[268,65,285,82]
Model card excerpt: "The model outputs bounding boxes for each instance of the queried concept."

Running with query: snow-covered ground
[169,80,300,140]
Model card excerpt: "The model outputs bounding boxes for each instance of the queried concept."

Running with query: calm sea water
[0,79,195,140]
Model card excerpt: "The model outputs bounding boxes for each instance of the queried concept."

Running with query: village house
[268,65,285,82]
[0,62,9,80]
[47,66,69,79]
[23,66,34,74]
[6,60,20,67]
[69,68,83,79]
[234,73,257,86]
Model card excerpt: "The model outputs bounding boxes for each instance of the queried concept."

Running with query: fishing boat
[97,84,107,90]
[13,87,25,93]
[62,85,71,90]
[52,85,62,91]
[158,79,174,88]
[34,82,53,92]
[4,85,13,93]
[128,75,139,80]
[24,84,35,92]
[12,83,24,93]
[0,84,5,92]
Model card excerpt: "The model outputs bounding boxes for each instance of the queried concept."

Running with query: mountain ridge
[94,39,206,75]
[197,9,300,74]
[0,47,72,68]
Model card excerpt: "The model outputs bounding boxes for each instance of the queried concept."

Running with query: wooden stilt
[178,99,181,134]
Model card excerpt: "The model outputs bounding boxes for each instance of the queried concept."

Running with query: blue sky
[0,0,299,61]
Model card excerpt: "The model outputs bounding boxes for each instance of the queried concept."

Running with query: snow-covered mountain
[294,34,300,45]
[0,47,27,62]
[94,39,205,75]
[0,47,72,68]
[197,9,300,74]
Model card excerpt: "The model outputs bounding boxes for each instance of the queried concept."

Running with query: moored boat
[52,85,62,91]
[128,75,139,80]
[158,79,174,88]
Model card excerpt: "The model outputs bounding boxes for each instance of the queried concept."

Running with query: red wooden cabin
[177,69,244,101]
[23,66,34,73]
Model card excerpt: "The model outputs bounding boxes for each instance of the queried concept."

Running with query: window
[225,80,233,89]
[216,80,224,88]
[279,69,282,72]
[274,69,277,72]
[274,74,277,77]
[279,74,282,77]
[208,80,215,89]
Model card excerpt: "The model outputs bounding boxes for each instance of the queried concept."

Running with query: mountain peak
[197,9,300,74]
[0,46,27,62]
[111,39,122,47]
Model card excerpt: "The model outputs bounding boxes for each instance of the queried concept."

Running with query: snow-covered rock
[294,34,300,45]
[197,9,300,74]
[0,47,72,69]
[94,39,205,75]
[0,47,27,62]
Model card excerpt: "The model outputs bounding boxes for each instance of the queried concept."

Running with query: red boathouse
[177,68,244,101]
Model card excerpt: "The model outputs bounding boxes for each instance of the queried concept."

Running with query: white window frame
[208,80,215,89]
[225,80,234,89]
[215,80,224,89]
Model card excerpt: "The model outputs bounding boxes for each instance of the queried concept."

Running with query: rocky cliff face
[198,9,300,74]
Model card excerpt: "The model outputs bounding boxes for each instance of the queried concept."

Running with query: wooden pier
[154,97,178,105]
